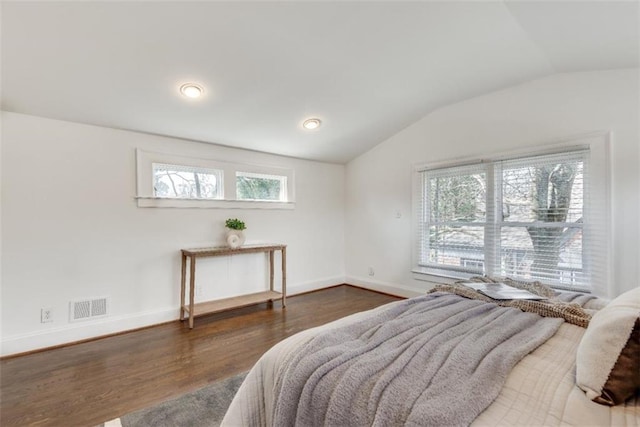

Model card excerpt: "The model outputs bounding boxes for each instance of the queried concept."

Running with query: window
[153,163,223,199]
[136,150,295,209]
[236,171,287,201]
[414,135,611,293]
[499,152,586,286]
[423,164,488,274]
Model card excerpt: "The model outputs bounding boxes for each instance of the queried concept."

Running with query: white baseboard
[287,276,346,296]
[1,307,178,357]
[345,276,424,298]
[1,277,342,357]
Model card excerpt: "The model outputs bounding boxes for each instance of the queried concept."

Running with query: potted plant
[225,218,246,248]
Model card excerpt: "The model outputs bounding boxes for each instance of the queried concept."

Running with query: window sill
[412,267,592,293]
[136,197,295,210]
[411,267,474,284]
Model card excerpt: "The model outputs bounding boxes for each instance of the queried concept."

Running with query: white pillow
[576,287,640,405]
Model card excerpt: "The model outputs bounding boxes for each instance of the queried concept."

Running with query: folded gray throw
[273,292,563,427]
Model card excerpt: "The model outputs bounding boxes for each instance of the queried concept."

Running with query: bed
[222,281,640,426]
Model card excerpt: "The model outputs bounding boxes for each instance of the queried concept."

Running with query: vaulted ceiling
[2,1,638,163]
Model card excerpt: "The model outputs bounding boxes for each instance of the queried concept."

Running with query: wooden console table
[180,244,286,328]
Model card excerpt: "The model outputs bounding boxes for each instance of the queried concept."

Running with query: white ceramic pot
[226,229,246,248]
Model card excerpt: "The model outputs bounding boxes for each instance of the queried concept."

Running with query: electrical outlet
[368,267,375,276]
[41,308,53,323]
[195,286,202,297]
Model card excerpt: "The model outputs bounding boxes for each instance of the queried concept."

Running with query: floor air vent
[70,297,108,322]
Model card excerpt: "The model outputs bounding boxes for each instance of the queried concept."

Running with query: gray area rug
[114,371,247,427]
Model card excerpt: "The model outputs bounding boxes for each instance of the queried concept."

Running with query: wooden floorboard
[0,285,401,426]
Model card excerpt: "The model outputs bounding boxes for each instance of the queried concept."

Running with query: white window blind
[496,151,587,288]
[419,163,489,275]
[416,146,607,292]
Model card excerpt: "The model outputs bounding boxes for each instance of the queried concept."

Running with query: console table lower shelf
[181,290,283,318]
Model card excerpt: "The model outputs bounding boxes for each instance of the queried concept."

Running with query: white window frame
[136,149,295,209]
[412,132,611,294]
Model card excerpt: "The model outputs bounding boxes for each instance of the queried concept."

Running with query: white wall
[345,69,639,299]
[1,112,346,356]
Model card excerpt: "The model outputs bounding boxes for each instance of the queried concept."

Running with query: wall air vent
[70,297,108,322]
[91,298,107,317]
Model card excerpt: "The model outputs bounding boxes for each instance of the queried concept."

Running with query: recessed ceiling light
[180,83,204,99]
[303,118,321,130]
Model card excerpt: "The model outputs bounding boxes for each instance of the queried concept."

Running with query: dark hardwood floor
[0,285,401,426]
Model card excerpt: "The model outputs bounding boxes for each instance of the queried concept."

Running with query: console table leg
[189,256,196,329]
[180,253,187,321]
[281,247,287,308]
[269,251,274,292]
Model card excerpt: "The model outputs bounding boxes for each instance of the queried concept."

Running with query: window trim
[411,132,611,294]
[136,149,295,209]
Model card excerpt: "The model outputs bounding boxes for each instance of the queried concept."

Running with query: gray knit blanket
[273,292,563,427]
